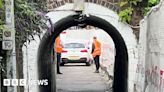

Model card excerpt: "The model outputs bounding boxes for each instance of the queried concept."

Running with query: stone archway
[38,15,128,92]
[45,4,138,92]
[22,1,138,92]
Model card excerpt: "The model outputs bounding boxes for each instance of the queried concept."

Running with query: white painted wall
[22,35,42,92]
[22,3,138,92]
[134,1,164,92]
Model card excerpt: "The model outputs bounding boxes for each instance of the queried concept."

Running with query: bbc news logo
[3,79,48,86]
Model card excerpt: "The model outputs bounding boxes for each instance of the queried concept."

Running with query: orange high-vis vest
[92,40,101,58]
[55,37,63,53]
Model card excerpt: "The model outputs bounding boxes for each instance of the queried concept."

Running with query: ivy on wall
[0,0,4,24]
[0,0,48,43]
[0,0,4,41]
[118,0,159,23]
[0,0,48,89]
[143,0,159,15]
[0,0,3,8]
[119,7,133,23]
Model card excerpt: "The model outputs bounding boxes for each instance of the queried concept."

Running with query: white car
[61,42,91,66]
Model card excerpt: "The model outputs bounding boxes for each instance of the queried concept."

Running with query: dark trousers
[94,55,100,71]
[56,53,61,73]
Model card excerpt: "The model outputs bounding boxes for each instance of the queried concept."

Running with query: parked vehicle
[61,42,91,66]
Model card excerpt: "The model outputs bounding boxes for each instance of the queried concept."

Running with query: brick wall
[47,0,119,12]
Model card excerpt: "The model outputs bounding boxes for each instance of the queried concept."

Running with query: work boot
[94,70,99,73]
[57,72,63,74]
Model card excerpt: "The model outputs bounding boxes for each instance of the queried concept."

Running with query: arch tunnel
[37,14,128,92]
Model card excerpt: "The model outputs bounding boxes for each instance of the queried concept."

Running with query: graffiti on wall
[134,1,164,92]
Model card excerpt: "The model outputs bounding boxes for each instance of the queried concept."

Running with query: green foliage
[0,25,3,29]
[119,1,128,7]
[129,0,140,5]
[118,0,159,23]
[143,7,151,15]
[0,0,48,44]
[118,0,140,23]
[0,0,4,41]
[118,0,140,7]
[14,0,47,43]
[143,0,159,15]
[0,25,3,41]
[148,0,158,6]
[119,7,133,23]
[0,0,3,9]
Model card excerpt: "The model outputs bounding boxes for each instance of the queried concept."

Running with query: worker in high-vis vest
[92,36,101,73]
[55,36,63,74]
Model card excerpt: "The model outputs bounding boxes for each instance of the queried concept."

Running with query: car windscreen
[64,43,85,48]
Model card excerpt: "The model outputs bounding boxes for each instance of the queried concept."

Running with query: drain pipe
[4,0,17,92]
[0,56,2,92]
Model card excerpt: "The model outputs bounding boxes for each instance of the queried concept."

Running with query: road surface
[56,63,111,92]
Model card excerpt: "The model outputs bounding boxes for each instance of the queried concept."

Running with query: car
[61,42,91,66]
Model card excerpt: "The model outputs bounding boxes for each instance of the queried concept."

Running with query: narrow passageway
[56,63,110,92]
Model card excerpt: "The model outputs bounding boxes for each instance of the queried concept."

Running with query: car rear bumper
[62,58,88,63]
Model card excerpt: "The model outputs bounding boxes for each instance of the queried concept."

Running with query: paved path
[56,63,111,92]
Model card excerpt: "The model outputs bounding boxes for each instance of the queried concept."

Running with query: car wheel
[86,62,91,66]
[60,62,65,66]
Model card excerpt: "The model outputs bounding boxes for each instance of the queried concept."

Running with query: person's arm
[54,41,56,52]
[91,43,95,53]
